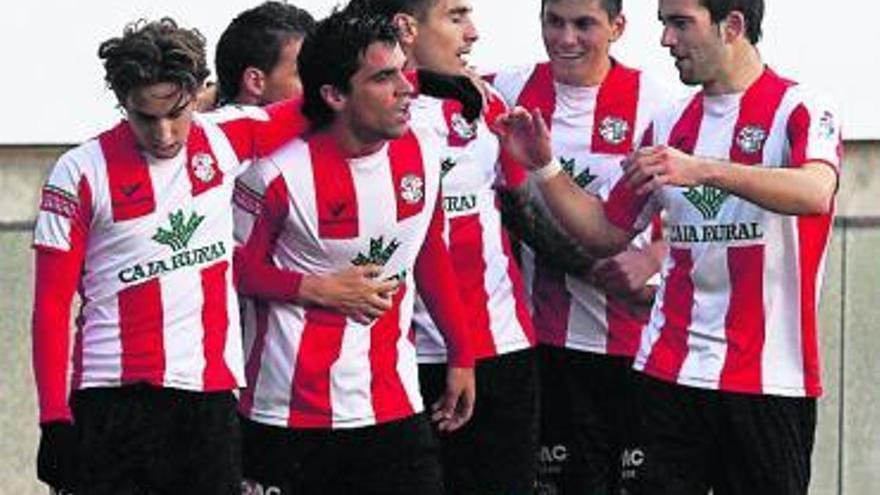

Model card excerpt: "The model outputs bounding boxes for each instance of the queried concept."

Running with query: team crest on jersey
[561,157,598,189]
[191,153,216,183]
[598,116,629,145]
[818,111,837,140]
[400,174,424,204]
[682,186,729,221]
[735,125,767,155]
[450,112,477,140]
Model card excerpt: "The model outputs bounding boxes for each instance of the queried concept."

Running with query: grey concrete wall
[0,142,877,494]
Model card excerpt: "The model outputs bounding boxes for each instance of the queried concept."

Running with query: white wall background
[0,0,877,144]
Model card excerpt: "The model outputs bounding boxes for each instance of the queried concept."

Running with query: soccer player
[491,0,671,492]
[232,10,477,495]
[343,1,539,493]
[496,0,842,493]
[30,18,305,494]
[215,1,315,106]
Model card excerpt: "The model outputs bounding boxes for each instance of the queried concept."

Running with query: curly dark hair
[298,9,400,129]
[98,17,210,104]
[215,2,316,104]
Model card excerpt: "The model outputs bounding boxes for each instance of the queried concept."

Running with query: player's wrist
[530,157,562,183]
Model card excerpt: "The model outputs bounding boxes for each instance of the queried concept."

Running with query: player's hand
[494,107,554,171]
[416,69,484,122]
[622,145,706,195]
[589,247,661,297]
[431,366,476,433]
[37,421,78,492]
[300,264,399,324]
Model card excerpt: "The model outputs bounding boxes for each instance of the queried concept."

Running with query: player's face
[658,0,727,90]
[261,36,305,104]
[411,0,478,74]
[541,0,624,86]
[124,82,195,159]
[341,42,414,146]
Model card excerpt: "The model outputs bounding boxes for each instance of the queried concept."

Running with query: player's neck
[704,44,763,96]
[327,121,385,158]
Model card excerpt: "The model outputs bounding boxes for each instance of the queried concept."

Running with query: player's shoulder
[485,62,545,104]
[46,137,105,189]
[197,104,270,127]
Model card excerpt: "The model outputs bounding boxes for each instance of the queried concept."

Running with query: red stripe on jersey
[787,103,811,167]
[101,123,156,221]
[532,262,571,347]
[443,99,477,147]
[389,131,426,221]
[258,98,310,157]
[370,285,415,423]
[797,213,832,396]
[449,214,495,357]
[201,261,236,390]
[606,295,646,357]
[217,118,257,162]
[730,69,792,165]
[498,201,536,347]
[239,300,270,416]
[516,63,556,122]
[288,309,347,428]
[184,124,224,196]
[719,245,766,393]
[118,278,165,384]
[70,179,93,394]
[309,133,359,239]
[592,61,640,154]
[644,248,694,378]
[640,123,655,148]
[668,94,704,154]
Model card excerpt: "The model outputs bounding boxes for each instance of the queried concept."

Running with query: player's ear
[242,66,266,100]
[320,84,347,112]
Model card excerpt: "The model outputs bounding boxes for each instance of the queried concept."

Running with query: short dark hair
[298,9,399,129]
[541,0,623,20]
[700,0,764,44]
[98,18,209,104]
[344,0,439,21]
[215,1,315,103]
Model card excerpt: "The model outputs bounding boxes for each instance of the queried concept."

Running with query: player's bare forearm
[537,172,632,258]
[498,187,596,275]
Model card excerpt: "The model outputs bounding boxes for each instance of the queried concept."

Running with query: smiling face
[335,41,415,150]
[658,0,728,90]
[409,0,478,73]
[124,82,196,159]
[541,0,625,86]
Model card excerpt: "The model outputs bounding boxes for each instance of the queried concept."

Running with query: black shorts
[70,384,241,495]
[419,348,539,495]
[241,413,442,495]
[620,373,817,495]
[536,346,634,495]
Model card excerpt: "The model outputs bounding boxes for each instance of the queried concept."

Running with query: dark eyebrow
[449,5,472,16]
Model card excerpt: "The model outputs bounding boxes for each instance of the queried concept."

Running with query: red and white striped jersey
[409,92,535,363]
[605,68,842,397]
[234,128,456,429]
[31,104,310,422]
[492,61,672,356]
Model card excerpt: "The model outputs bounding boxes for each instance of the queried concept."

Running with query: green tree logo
[152,210,205,252]
[682,186,729,220]
[352,236,401,267]
[561,157,598,189]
